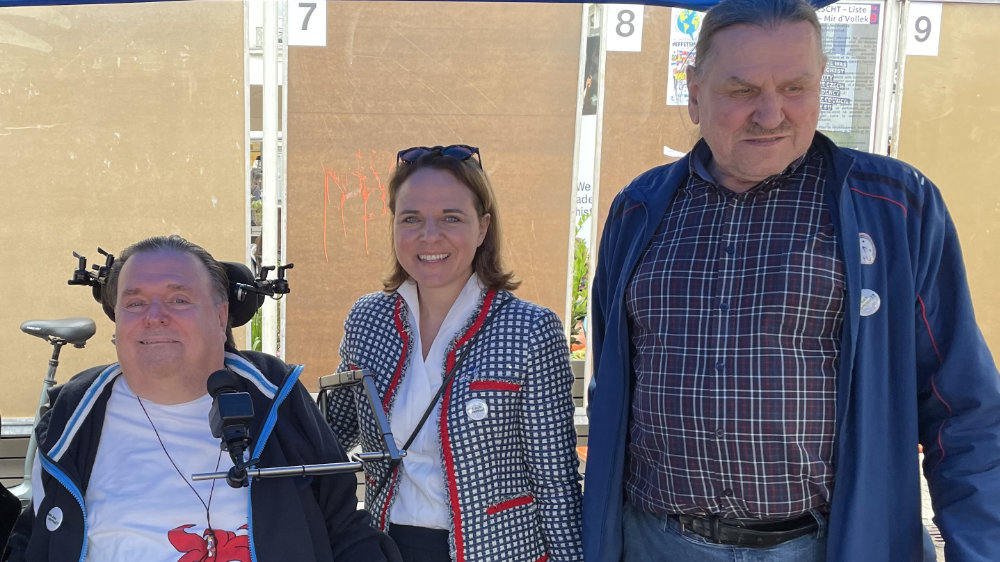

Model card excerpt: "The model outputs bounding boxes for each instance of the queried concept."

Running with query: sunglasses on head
[396,144,483,168]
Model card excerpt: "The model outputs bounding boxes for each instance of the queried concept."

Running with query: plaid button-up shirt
[625,142,844,519]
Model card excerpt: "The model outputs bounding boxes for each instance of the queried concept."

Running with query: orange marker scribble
[368,149,390,217]
[353,149,373,254]
[322,167,330,262]
[321,149,397,258]
[321,164,350,262]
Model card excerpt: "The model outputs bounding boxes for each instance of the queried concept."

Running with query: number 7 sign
[290,1,327,47]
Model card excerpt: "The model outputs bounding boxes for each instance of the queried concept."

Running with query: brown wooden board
[285,2,582,385]
[0,1,246,416]
[896,3,1000,354]
[596,6,700,247]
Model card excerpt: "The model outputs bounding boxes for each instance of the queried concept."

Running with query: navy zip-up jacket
[4,349,400,562]
[583,133,1000,561]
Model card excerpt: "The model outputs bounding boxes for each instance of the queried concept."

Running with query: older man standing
[4,235,399,561]
[584,0,1000,560]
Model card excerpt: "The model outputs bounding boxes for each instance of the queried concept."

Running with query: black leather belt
[671,512,819,548]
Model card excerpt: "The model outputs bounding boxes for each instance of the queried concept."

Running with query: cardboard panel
[597,6,701,246]
[896,3,1000,354]
[285,2,581,383]
[0,1,246,416]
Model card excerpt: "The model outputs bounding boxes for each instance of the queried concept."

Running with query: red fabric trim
[622,203,642,217]
[535,555,550,562]
[445,290,496,372]
[383,296,409,409]
[918,295,953,473]
[486,494,534,515]
[440,374,464,561]
[850,188,908,218]
[917,296,943,363]
[469,380,521,392]
[377,466,399,531]
[440,289,498,562]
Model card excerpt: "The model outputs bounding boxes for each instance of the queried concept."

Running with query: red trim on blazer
[376,298,409,531]
[383,296,409,409]
[469,380,521,392]
[377,465,399,531]
[441,289,498,562]
[445,290,497,372]
[486,494,534,515]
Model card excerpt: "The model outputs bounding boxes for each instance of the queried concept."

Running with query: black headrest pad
[223,261,264,328]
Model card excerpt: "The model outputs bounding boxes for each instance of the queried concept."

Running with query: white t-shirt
[84,377,250,562]
[389,274,482,529]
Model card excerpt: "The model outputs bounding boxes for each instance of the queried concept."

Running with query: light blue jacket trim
[226,352,278,398]
[39,453,88,562]
[246,362,303,562]
[48,364,121,463]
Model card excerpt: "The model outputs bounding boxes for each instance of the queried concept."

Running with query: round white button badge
[45,506,63,531]
[859,233,877,265]
[466,399,488,421]
[860,289,881,317]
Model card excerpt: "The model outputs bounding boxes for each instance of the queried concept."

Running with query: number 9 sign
[906,2,941,57]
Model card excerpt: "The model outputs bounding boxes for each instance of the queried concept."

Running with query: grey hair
[689,0,825,75]
[103,235,229,316]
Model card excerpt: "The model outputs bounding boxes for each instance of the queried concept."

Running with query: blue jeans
[623,503,828,562]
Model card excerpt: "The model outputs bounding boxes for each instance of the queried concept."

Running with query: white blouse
[389,274,484,529]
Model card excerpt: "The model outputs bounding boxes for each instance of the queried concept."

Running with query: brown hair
[383,151,519,293]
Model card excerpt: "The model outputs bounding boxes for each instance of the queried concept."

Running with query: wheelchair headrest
[94,261,264,328]
[224,261,265,328]
[73,248,282,329]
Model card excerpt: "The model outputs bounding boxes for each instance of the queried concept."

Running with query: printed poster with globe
[667,8,703,106]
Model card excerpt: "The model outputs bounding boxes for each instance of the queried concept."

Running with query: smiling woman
[324,145,584,562]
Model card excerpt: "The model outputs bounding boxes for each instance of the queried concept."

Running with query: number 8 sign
[606,4,644,52]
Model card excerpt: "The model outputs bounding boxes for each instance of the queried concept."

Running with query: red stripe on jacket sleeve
[918,295,954,472]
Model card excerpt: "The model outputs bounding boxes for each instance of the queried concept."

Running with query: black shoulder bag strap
[368,293,514,502]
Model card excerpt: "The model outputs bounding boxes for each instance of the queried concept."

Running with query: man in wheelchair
[3,235,399,562]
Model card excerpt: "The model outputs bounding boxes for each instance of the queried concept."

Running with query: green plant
[251,309,263,351]
[251,199,263,226]
[570,212,590,360]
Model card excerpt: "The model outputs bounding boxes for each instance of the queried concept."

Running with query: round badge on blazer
[45,506,63,531]
[466,398,488,421]
[860,289,881,317]
[859,233,877,265]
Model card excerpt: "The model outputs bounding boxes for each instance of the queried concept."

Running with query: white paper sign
[906,2,942,57]
[666,8,702,106]
[605,5,644,52]
[289,1,327,47]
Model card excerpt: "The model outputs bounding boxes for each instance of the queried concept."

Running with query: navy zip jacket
[583,133,1000,561]
[4,349,400,562]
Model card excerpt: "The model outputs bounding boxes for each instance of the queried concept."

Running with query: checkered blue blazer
[325,288,583,562]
